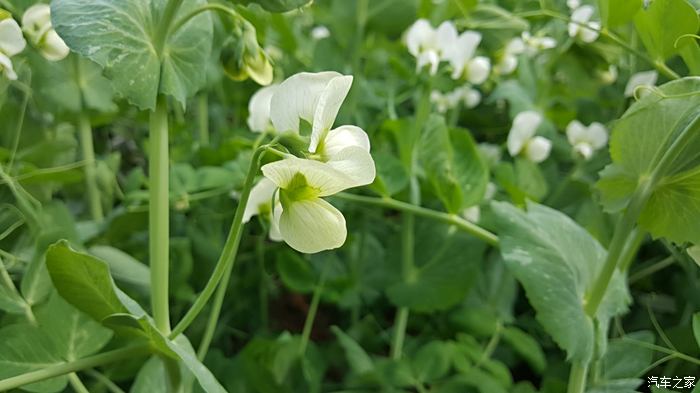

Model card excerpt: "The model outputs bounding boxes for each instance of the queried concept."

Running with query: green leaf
[331,326,374,375]
[501,326,546,373]
[633,0,699,61]
[597,78,700,244]
[693,312,700,348]
[371,150,409,197]
[411,341,452,382]
[492,201,630,363]
[0,258,29,315]
[46,241,128,321]
[276,250,316,293]
[131,357,169,393]
[88,245,150,289]
[387,221,485,312]
[599,331,654,380]
[598,0,641,27]
[419,115,488,213]
[239,0,312,13]
[0,325,67,393]
[52,0,214,110]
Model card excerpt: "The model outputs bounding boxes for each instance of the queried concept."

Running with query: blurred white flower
[0,17,26,80]
[405,19,458,75]
[430,85,481,113]
[444,30,491,84]
[494,37,525,75]
[600,64,618,84]
[22,4,69,61]
[311,25,330,40]
[507,111,552,163]
[624,70,657,97]
[247,84,278,132]
[566,120,607,160]
[521,31,557,55]
[568,5,600,43]
[567,0,581,9]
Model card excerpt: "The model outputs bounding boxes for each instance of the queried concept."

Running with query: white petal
[279,197,347,254]
[247,84,278,133]
[538,37,557,50]
[325,145,376,187]
[262,157,359,196]
[446,31,482,78]
[405,19,434,56]
[567,0,581,9]
[587,122,608,149]
[322,125,370,156]
[243,178,277,223]
[466,56,490,84]
[435,21,458,55]
[566,120,587,145]
[571,5,594,24]
[496,55,518,75]
[574,143,593,160]
[462,88,481,108]
[309,74,353,153]
[0,53,17,80]
[0,19,26,56]
[567,21,580,38]
[505,38,525,56]
[524,136,552,163]
[580,21,600,43]
[39,29,70,61]
[311,26,330,40]
[624,70,658,97]
[269,71,341,134]
[269,202,283,241]
[462,206,480,223]
[22,4,51,33]
[507,111,541,156]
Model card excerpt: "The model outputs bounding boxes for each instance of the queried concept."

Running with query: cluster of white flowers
[494,31,556,75]
[567,0,601,43]
[507,111,552,163]
[0,4,70,80]
[430,85,481,113]
[404,19,490,84]
[244,72,376,254]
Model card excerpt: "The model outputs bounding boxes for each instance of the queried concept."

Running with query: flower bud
[221,17,273,86]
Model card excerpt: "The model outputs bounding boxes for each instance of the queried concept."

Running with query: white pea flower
[242,178,282,241]
[0,17,26,80]
[405,19,457,75]
[311,25,330,40]
[521,31,557,55]
[445,30,491,84]
[568,5,600,43]
[507,111,552,163]
[624,70,657,97]
[566,120,607,160]
[430,90,453,114]
[567,0,581,9]
[246,71,375,253]
[494,37,525,75]
[431,85,481,113]
[22,4,70,61]
[247,84,278,133]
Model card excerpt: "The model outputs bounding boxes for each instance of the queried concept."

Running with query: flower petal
[0,53,17,80]
[624,70,658,97]
[247,84,278,133]
[243,178,277,223]
[262,157,358,196]
[309,74,353,153]
[322,125,370,156]
[447,31,481,78]
[279,197,347,254]
[269,71,341,134]
[566,120,587,145]
[587,122,608,149]
[435,21,458,55]
[0,19,26,57]
[580,21,600,43]
[40,29,70,61]
[507,111,541,156]
[22,4,51,36]
[405,19,434,56]
[326,145,376,187]
[524,136,552,163]
[466,56,490,84]
[270,202,283,241]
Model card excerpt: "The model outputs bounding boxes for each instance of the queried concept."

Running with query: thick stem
[171,146,267,338]
[68,373,90,393]
[78,113,104,222]
[153,0,185,57]
[333,193,499,246]
[149,95,171,334]
[567,362,588,393]
[0,346,149,392]
[197,93,209,146]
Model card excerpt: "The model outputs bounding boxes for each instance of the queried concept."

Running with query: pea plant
[0,0,699,392]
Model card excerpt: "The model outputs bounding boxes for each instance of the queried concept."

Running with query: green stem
[391,307,409,360]
[149,95,171,334]
[68,373,90,393]
[153,0,184,57]
[196,257,231,360]
[171,145,268,339]
[78,113,104,222]
[84,369,126,393]
[299,266,328,355]
[567,362,588,393]
[198,93,209,146]
[171,3,238,35]
[333,193,499,246]
[0,346,149,392]
[7,75,30,173]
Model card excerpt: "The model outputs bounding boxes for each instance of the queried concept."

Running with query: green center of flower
[280,172,320,206]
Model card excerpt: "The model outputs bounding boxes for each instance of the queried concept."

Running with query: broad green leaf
[598,0,641,27]
[633,0,699,61]
[419,115,488,213]
[492,201,630,363]
[371,150,409,197]
[597,77,700,244]
[131,357,169,393]
[238,0,312,13]
[411,341,452,382]
[46,241,128,321]
[599,331,654,380]
[276,250,316,293]
[501,326,546,373]
[36,293,113,361]
[387,221,485,312]
[331,326,374,375]
[51,0,214,110]
[0,325,67,393]
[0,258,28,315]
[89,245,150,289]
